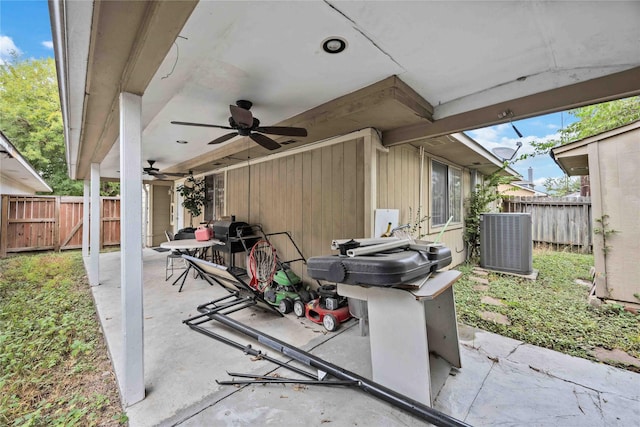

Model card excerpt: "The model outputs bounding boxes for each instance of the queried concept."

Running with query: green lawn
[455,248,640,371]
[0,252,126,426]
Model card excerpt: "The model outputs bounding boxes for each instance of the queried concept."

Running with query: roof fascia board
[0,132,53,192]
[551,119,640,163]
[556,119,640,155]
[451,132,519,177]
[49,0,93,180]
[69,0,197,180]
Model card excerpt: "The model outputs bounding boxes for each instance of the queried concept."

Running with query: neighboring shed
[1,131,53,215]
[551,120,640,308]
[0,131,53,195]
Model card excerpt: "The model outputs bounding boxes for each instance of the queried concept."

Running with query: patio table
[160,238,225,291]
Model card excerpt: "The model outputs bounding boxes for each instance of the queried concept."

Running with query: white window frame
[430,160,463,228]
[204,172,226,220]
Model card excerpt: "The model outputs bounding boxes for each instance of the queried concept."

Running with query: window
[431,160,462,227]
[204,173,225,220]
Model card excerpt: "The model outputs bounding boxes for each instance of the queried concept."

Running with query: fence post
[0,195,8,258]
[100,196,104,250]
[54,196,61,252]
[583,203,591,253]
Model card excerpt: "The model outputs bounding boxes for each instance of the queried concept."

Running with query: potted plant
[176,174,207,231]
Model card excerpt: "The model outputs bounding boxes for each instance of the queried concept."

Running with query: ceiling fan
[143,160,189,180]
[171,100,308,150]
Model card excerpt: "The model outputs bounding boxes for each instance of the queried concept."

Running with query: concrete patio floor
[94,250,640,426]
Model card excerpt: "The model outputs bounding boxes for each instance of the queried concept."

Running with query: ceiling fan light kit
[171,100,308,150]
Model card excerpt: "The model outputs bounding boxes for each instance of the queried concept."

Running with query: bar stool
[165,230,186,280]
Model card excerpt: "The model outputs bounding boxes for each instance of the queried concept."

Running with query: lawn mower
[301,284,351,332]
[262,267,317,314]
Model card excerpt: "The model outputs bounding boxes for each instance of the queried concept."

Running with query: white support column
[90,163,100,286]
[82,179,90,258]
[119,92,145,405]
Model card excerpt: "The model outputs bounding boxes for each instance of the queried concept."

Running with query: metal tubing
[225,372,358,386]
[346,238,413,257]
[197,293,239,311]
[206,312,470,427]
[184,299,253,326]
[331,237,400,250]
[217,379,358,386]
[185,322,318,380]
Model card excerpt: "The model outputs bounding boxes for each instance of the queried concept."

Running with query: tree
[464,168,511,261]
[525,96,640,158]
[542,176,580,197]
[176,174,207,228]
[559,96,640,141]
[0,57,106,195]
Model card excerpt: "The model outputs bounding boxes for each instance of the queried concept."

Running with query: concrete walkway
[94,250,640,426]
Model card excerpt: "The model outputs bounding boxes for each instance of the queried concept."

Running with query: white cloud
[0,35,22,63]
[533,177,548,187]
[466,121,569,192]
[42,41,53,49]
[467,124,561,160]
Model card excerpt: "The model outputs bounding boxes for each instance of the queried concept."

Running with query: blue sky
[0,0,571,191]
[467,113,576,191]
[0,0,52,61]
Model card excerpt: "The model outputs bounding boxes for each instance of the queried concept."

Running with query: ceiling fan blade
[171,120,234,130]
[255,126,308,137]
[161,172,188,177]
[229,105,253,127]
[146,173,169,180]
[250,133,281,150]
[208,132,238,145]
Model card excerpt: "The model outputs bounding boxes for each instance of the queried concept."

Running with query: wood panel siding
[376,146,470,267]
[590,130,640,304]
[226,137,366,282]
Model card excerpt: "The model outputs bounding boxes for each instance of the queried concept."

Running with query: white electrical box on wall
[374,209,399,238]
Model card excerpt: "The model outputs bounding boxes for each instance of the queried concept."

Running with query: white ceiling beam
[383,66,640,147]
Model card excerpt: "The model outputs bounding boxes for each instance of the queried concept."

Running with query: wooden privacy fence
[0,195,121,257]
[502,196,592,252]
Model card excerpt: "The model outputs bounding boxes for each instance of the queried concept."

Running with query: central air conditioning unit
[480,213,532,275]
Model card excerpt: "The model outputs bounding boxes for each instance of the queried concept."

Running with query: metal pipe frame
[185,311,470,427]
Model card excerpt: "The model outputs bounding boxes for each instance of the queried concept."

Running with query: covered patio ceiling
[51,0,640,181]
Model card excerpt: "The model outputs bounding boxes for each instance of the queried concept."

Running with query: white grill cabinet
[308,246,461,405]
[337,271,461,405]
